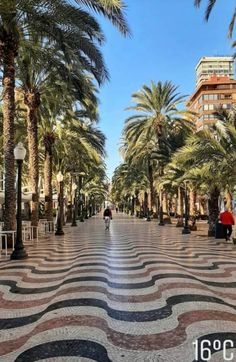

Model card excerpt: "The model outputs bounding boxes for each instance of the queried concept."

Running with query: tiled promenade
[0,214,236,362]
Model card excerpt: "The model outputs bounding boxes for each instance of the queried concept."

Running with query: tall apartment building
[196,56,234,87]
[187,57,236,130]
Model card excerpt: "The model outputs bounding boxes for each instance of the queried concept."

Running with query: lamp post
[173,193,177,217]
[55,171,64,235]
[91,195,95,216]
[182,181,191,234]
[89,206,91,217]
[71,182,77,227]
[131,195,135,216]
[78,172,85,222]
[146,208,151,221]
[84,192,88,219]
[11,143,28,260]
[79,194,84,222]
[128,196,131,215]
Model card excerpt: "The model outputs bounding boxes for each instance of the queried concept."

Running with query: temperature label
[193,339,235,361]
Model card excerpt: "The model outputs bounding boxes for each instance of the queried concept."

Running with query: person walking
[103,207,112,230]
[219,207,235,241]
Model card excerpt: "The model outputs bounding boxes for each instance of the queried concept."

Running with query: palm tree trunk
[144,191,148,217]
[66,175,73,223]
[163,190,171,223]
[2,34,16,235]
[189,188,196,216]
[147,192,151,210]
[225,189,232,210]
[176,186,184,227]
[24,90,40,233]
[148,162,155,211]
[189,188,197,230]
[135,190,139,217]
[208,187,220,237]
[43,134,54,227]
[173,194,178,217]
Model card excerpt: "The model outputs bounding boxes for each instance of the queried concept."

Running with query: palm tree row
[0,0,129,232]
[112,80,236,236]
[112,81,194,218]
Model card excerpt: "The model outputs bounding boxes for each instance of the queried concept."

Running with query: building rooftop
[187,76,236,106]
[195,56,234,71]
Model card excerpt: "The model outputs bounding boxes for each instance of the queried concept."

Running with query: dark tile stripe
[14,340,112,362]
[1,260,236,275]
[1,269,236,296]
[0,293,235,329]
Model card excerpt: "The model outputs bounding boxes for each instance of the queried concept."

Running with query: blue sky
[96,0,235,179]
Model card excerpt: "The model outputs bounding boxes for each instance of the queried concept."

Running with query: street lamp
[71,182,77,227]
[182,181,191,234]
[84,192,88,219]
[131,195,135,216]
[173,193,177,217]
[146,206,151,221]
[11,143,28,260]
[91,195,95,216]
[79,195,84,222]
[55,171,64,235]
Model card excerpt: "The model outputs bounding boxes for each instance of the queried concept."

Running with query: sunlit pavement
[0,213,236,362]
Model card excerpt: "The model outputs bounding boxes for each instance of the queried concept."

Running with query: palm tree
[125,81,194,175]
[16,17,108,229]
[194,0,236,38]
[172,112,236,235]
[121,127,157,212]
[125,81,194,148]
[111,163,148,216]
[43,131,55,223]
[123,84,194,218]
[0,0,129,231]
[1,1,19,232]
[54,116,107,188]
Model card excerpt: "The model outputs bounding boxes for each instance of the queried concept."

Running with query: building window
[198,96,203,104]
[220,94,232,100]
[202,94,219,101]
[203,114,216,120]
[217,85,229,89]
[222,104,231,109]
[203,104,214,110]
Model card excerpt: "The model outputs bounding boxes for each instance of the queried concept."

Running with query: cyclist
[103,207,112,230]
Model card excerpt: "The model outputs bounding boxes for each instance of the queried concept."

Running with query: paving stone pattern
[0,214,236,362]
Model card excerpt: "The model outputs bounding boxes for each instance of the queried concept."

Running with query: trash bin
[215,221,224,239]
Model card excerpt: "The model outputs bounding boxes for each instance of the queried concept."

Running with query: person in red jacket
[219,207,235,241]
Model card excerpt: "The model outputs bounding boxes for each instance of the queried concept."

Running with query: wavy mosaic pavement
[1,214,236,362]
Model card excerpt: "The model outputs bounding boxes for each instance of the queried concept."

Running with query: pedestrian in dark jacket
[103,207,112,218]
[103,207,112,230]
